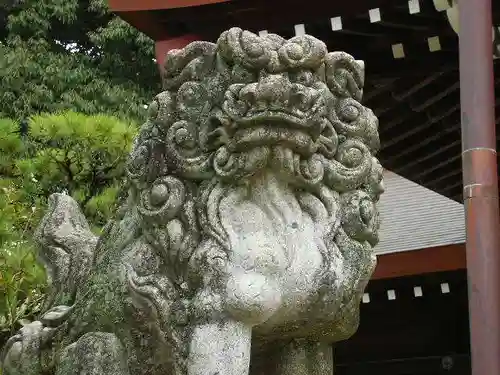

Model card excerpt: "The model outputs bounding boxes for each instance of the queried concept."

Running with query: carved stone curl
[1,28,384,375]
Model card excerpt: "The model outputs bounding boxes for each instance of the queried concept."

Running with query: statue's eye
[293,71,313,86]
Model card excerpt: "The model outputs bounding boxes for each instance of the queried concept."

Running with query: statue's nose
[255,74,291,104]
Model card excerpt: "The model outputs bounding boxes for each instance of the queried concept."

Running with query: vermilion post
[458,0,500,374]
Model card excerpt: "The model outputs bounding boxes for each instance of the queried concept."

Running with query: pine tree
[15,111,137,230]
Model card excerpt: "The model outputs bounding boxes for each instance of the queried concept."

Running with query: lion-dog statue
[1,28,384,375]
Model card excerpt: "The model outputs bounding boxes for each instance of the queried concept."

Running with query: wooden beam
[160,0,394,36]
[373,244,466,280]
[338,269,470,367]
[109,0,229,12]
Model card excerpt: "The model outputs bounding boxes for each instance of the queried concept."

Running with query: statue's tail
[34,193,98,311]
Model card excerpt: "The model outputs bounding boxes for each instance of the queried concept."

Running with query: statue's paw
[1,321,53,375]
[1,305,72,375]
[225,268,282,325]
[41,304,73,327]
[56,332,130,375]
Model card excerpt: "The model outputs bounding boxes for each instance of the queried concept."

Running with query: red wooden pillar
[155,35,200,71]
[458,0,500,374]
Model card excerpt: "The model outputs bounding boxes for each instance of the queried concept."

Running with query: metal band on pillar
[458,0,500,374]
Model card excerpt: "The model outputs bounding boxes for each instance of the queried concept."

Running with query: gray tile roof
[374,170,466,255]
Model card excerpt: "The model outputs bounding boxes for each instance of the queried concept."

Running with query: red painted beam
[109,0,229,12]
[372,244,466,280]
[115,10,167,40]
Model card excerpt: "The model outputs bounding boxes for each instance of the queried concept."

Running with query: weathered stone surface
[1,28,384,375]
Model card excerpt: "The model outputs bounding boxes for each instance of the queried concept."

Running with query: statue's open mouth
[227,123,320,157]
[229,126,318,156]
[236,110,322,134]
[221,75,330,157]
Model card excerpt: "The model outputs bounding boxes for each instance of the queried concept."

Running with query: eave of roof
[375,170,465,255]
[108,0,394,40]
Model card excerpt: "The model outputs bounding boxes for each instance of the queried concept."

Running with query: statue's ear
[324,52,365,101]
[355,60,365,88]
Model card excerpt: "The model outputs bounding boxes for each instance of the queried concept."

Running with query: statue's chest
[274,225,324,302]
[220,194,324,299]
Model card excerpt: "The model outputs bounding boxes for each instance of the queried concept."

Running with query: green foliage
[0,178,41,244]
[16,111,137,228]
[0,238,46,338]
[0,0,160,121]
[0,0,154,344]
[0,181,46,339]
[85,184,122,233]
[0,38,152,121]
[0,111,137,341]
[0,118,26,177]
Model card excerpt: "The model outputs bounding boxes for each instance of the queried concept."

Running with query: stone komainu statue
[1,28,384,375]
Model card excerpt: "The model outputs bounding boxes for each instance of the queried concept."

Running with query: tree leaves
[15,111,137,226]
[0,0,160,121]
[0,232,46,337]
[0,1,155,342]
